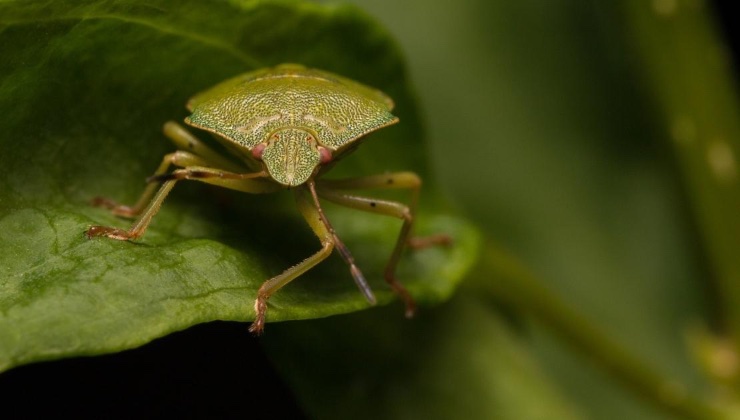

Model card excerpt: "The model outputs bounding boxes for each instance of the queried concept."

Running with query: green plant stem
[469,240,721,419]
[623,1,740,354]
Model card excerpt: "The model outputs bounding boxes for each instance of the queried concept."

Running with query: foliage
[3,0,740,418]
[0,0,477,371]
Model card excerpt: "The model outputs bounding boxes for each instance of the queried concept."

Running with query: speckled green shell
[184,64,399,153]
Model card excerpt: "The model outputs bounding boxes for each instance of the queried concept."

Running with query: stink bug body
[87,64,448,334]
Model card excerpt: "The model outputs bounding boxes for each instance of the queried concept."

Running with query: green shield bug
[86,64,449,334]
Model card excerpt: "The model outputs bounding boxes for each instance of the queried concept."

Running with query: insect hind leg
[316,172,452,318]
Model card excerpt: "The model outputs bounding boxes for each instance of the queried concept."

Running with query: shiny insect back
[86,63,450,334]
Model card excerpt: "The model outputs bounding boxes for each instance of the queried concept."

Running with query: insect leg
[248,185,339,335]
[315,172,451,318]
[317,172,451,249]
[92,151,211,218]
[146,166,277,193]
[87,176,178,241]
[306,180,376,305]
[86,168,274,241]
[163,121,245,173]
[92,122,245,218]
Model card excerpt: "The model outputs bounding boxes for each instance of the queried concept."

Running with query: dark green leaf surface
[0,0,478,371]
[263,292,582,420]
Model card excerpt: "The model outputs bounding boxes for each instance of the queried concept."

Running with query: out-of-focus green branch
[624,1,740,358]
[466,3,740,415]
[470,240,724,419]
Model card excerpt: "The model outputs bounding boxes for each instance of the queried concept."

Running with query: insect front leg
[249,185,338,334]
[92,122,245,218]
[316,172,451,318]
[92,150,212,218]
[163,121,245,173]
[250,181,377,334]
[86,167,273,241]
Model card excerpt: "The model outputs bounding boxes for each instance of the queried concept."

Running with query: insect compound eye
[318,146,333,164]
[252,143,266,160]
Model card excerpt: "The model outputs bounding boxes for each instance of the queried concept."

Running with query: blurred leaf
[263,291,583,420]
[343,0,727,418]
[0,0,479,372]
[624,0,740,350]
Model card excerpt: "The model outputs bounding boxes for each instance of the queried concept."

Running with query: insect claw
[85,225,134,241]
[248,320,264,335]
[404,303,416,319]
[383,270,417,318]
[249,296,267,335]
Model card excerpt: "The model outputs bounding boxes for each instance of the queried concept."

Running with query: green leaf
[0,0,479,372]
